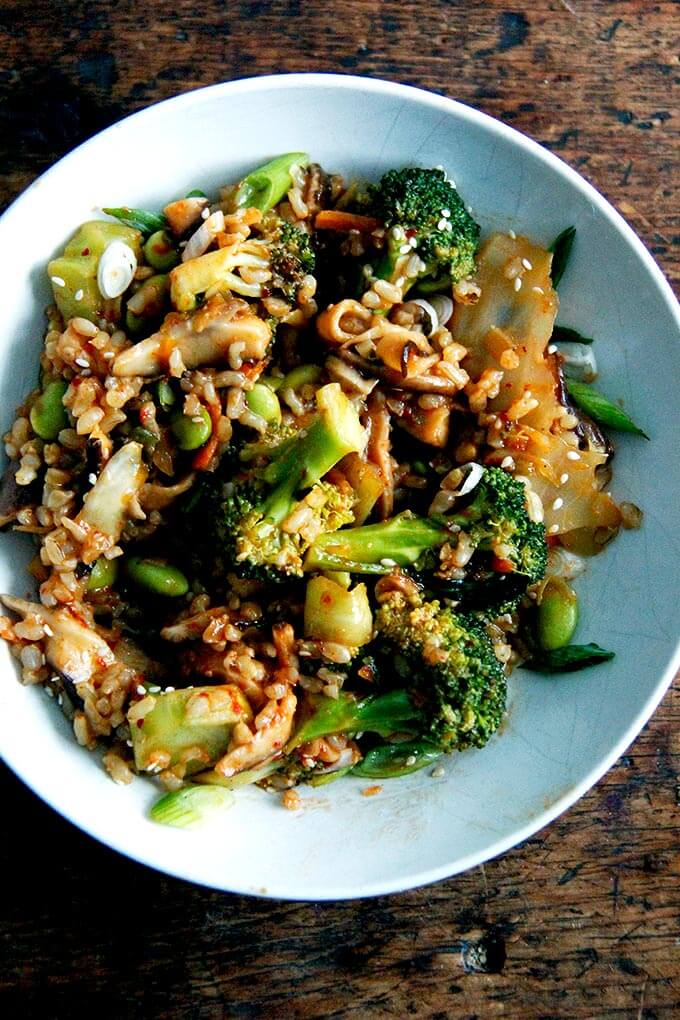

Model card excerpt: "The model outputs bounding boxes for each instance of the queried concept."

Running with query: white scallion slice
[97,240,137,299]
[149,785,235,829]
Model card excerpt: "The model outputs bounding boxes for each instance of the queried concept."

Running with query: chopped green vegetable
[304,575,373,646]
[156,379,176,410]
[149,785,234,828]
[536,577,579,652]
[30,380,69,441]
[103,206,166,235]
[48,220,142,322]
[193,760,281,789]
[352,740,441,778]
[566,380,648,438]
[125,556,189,596]
[129,684,252,773]
[524,643,615,673]
[552,325,594,345]
[185,189,207,199]
[548,226,576,288]
[86,556,118,592]
[288,689,420,750]
[234,153,309,212]
[143,229,179,272]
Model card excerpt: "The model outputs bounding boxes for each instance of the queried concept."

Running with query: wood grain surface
[1,2,678,1017]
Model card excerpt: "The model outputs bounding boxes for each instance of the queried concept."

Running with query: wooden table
[2,2,678,1016]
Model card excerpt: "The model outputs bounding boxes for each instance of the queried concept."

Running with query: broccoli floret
[184,383,365,583]
[363,167,480,292]
[267,219,315,302]
[305,467,547,586]
[374,590,506,750]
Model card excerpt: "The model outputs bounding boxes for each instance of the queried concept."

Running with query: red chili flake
[81,247,90,256]
[136,718,144,728]
[546,534,561,548]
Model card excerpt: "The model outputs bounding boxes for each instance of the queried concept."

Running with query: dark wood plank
[1,2,678,1017]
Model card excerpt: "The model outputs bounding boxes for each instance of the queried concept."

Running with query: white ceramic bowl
[1,74,679,900]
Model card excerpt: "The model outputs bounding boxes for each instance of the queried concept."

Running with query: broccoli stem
[260,382,366,523]
[235,152,309,212]
[288,689,419,749]
[304,511,448,573]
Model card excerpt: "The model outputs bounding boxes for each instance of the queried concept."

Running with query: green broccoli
[267,219,315,302]
[374,590,506,750]
[184,383,365,582]
[362,167,480,293]
[283,591,506,757]
[304,467,547,593]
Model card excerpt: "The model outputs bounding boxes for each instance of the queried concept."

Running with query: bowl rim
[1,72,679,899]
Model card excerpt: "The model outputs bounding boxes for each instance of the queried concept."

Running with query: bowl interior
[1,74,679,899]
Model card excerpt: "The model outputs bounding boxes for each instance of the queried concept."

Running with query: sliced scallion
[149,785,234,828]
[566,380,648,437]
[549,226,576,287]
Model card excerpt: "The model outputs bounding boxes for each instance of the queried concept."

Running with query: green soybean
[170,406,212,450]
[29,380,69,441]
[125,556,189,597]
[87,557,119,592]
[536,577,579,651]
[143,230,179,272]
[246,383,281,424]
[281,364,322,391]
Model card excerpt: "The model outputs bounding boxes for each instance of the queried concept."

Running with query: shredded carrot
[314,209,381,233]
[192,403,222,471]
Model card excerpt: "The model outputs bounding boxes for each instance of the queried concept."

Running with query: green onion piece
[103,206,166,235]
[548,226,576,288]
[524,643,615,673]
[156,379,176,410]
[566,380,648,437]
[235,152,309,212]
[309,766,354,787]
[193,760,281,789]
[352,740,442,778]
[149,785,234,828]
[185,189,207,198]
[552,325,594,345]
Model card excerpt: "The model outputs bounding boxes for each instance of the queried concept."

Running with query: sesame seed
[508,229,517,240]
[441,208,451,217]
[521,258,533,270]
[399,243,411,255]
[566,450,581,461]
[43,624,53,637]
[201,207,210,219]
[552,497,564,511]
[81,369,91,377]
[363,264,373,277]
[88,472,97,485]
[437,218,447,230]
[103,351,115,359]
[126,739,133,747]
[532,286,544,295]
[380,558,397,567]
[466,205,473,215]
[149,685,161,693]
[405,755,417,766]
[75,356,89,368]
[165,685,176,693]
[431,766,445,778]
[136,685,146,696]
[51,276,66,287]
[560,472,569,484]
[513,277,522,292]
[547,344,557,354]
[74,289,84,301]
[500,455,515,470]
[549,524,560,534]
[395,277,406,288]
[409,236,418,248]
[493,417,503,430]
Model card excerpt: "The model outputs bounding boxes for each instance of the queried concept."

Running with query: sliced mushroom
[112,296,271,377]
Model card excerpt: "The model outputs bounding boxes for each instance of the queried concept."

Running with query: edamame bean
[246,383,281,424]
[143,230,179,272]
[536,577,579,651]
[125,556,189,597]
[170,406,212,451]
[87,557,119,592]
[29,380,69,441]
[281,364,322,391]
